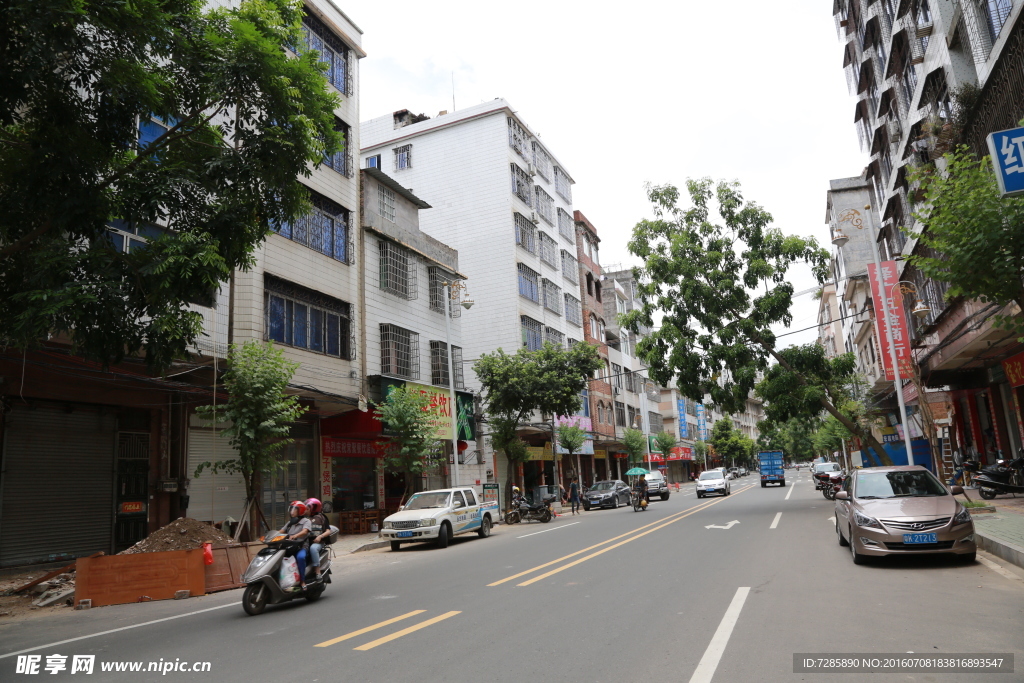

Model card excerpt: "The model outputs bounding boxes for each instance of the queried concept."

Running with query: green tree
[755,344,891,465]
[907,146,1024,338]
[475,342,603,504]
[557,422,587,483]
[653,431,678,464]
[693,440,709,470]
[0,0,341,370]
[757,416,819,464]
[193,341,307,536]
[709,418,750,467]
[374,386,444,503]
[622,428,648,464]
[622,180,885,463]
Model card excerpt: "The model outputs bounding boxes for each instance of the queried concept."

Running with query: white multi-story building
[360,100,584,491]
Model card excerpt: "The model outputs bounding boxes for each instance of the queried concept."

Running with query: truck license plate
[396,531,414,538]
[903,533,937,544]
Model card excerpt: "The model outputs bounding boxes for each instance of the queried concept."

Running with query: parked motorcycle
[975,457,1024,500]
[822,472,844,500]
[240,527,337,616]
[505,496,554,524]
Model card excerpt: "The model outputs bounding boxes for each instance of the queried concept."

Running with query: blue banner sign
[987,126,1024,198]
[695,403,707,441]
[677,398,688,439]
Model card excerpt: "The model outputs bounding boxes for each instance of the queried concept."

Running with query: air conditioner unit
[528,163,537,177]
[613,386,621,396]
[530,212,540,224]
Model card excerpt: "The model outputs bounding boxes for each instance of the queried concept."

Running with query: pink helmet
[304,497,322,515]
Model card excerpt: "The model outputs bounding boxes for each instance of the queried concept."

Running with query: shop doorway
[262,427,315,531]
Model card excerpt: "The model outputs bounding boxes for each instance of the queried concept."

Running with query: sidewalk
[962,492,1024,570]
[333,531,389,554]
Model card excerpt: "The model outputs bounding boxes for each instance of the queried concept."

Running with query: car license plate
[396,531,414,538]
[903,533,937,544]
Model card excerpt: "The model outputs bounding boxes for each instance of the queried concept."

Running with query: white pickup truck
[381,487,499,551]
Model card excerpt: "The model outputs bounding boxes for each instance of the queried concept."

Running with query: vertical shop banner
[696,404,707,441]
[677,398,688,438]
[867,261,913,381]
[1003,350,1024,387]
[319,452,332,503]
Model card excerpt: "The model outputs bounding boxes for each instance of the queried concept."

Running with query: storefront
[650,445,694,484]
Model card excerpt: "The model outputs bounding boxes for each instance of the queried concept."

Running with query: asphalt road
[2,475,1023,682]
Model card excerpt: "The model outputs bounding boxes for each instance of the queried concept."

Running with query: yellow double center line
[490,484,753,587]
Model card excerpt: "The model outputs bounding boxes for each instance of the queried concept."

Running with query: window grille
[510,164,532,206]
[615,401,626,427]
[611,363,623,389]
[567,337,579,348]
[380,324,419,378]
[274,190,351,264]
[542,279,562,315]
[538,232,557,267]
[428,267,460,318]
[531,142,552,180]
[544,327,564,348]
[518,263,539,302]
[323,118,353,177]
[649,412,662,432]
[627,405,638,429]
[554,166,572,203]
[624,370,636,393]
[515,213,536,253]
[521,315,543,351]
[534,187,554,225]
[265,275,352,359]
[560,250,579,284]
[557,208,574,242]
[983,0,1013,43]
[508,117,529,159]
[379,239,417,299]
[378,184,396,222]
[564,294,582,326]
[394,144,412,171]
[298,13,351,95]
[429,341,465,389]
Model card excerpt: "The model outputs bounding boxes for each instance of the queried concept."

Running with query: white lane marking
[978,555,1024,585]
[517,521,580,538]
[0,602,235,660]
[705,520,740,530]
[785,485,794,500]
[769,512,782,529]
[687,587,751,683]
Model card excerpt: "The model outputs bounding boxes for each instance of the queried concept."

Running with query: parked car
[834,466,976,564]
[583,480,631,510]
[382,487,499,551]
[645,470,671,501]
[696,470,731,498]
[727,467,740,479]
[738,467,748,477]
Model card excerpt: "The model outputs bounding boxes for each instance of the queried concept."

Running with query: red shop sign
[1004,350,1024,388]
[322,437,382,458]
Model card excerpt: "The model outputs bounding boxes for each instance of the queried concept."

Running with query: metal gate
[115,432,150,552]
[0,402,116,567]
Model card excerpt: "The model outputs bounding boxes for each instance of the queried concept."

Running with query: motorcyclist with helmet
[275,500,311,590]
[305,497,330,581]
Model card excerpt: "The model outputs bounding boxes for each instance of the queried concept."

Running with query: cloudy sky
[349,0,866,348]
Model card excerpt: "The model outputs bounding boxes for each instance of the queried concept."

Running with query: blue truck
[758,451,786,487]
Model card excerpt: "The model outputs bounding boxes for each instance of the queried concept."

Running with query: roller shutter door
[1,403,116,567]
[186,429,247,524]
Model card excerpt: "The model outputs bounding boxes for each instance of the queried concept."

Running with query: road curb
[349,540,389,553]
[974,530,1024,571]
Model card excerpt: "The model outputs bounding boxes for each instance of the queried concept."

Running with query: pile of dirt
[0,572,76,620]
[118,517,238,555]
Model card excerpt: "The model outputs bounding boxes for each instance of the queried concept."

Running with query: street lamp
[442,279,473,488]
[831,207,914,462]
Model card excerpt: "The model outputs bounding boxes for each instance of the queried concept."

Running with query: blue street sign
[677,398,688,439]
[987,126,1024,198]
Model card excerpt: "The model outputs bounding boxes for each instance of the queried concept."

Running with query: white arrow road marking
[769,512,782,529]
[705,520,740,530]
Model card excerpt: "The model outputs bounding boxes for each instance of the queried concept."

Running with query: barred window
[380,324,419,379]
[542,279,562,315]
[615,401,626,427]
[624,370,636,394]
[531,142,552,180]
[429,341,464,389]
[611,363,623,389]
[379,239,417,299]
[564,294,582,326]
[428,267,460,318]
[534,186,554,224]
[544,327,564,348]
[557,208,574,242]
[515,213,536,253]
[627,405,638,429]
[521,315,543,351]
[560,250,579,284]
[554,166,572,203]
[510,164,532,206]
[274,190,351,264]
[323,118,353,178]
[265,276,351,359]
[394,144,412,171]
[517,263,539,302]
[508,117,530,159]
[378,185,396,222]
[649,412,662,432]
[298,13,351,95]
[539,232,557,267]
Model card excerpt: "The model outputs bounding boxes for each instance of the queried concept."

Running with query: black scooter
[504,496,554,524]
[975,457,1024,499]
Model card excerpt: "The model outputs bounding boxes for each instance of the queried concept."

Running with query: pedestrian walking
[569,476,581,515]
